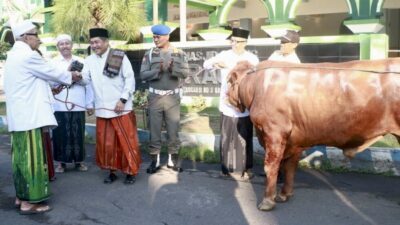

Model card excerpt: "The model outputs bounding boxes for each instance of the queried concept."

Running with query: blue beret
[151,24,171,35]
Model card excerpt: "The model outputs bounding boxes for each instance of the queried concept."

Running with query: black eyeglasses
[230,39,246,44]
[24,33,39,37]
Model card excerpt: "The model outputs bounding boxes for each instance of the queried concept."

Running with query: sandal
[15,198,21,208]
[75,163,88,172]
[19,204,52,215]
[55,166,64,173]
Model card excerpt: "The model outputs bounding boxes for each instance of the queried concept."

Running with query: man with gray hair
[51,34,94,174]
[4,20,81,214]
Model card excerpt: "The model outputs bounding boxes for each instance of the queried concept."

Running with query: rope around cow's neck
[249,65,400,75]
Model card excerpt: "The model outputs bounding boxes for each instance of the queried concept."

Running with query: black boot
[146,154,160,174]
[167,153,183,172]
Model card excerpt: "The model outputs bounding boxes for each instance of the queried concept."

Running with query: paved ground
[0,134,399,225]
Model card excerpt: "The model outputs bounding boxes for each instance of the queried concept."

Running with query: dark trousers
[220,114,253,174]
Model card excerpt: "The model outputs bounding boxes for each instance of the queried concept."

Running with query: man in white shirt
[268,30,301,183]
[81,28,141,185]
[269,30,301,63]
[203,28,259,179]
[4,20,81,214]
[51,34,94,174]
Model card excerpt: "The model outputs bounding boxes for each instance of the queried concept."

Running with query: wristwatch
[120,98,127,104]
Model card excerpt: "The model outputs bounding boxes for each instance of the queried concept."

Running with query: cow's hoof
[258,198,276,211]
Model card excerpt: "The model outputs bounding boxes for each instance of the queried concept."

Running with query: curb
[2,116,399,176]
[86,123,400,176]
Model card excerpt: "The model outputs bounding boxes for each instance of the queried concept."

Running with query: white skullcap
[55,34,72,44]
[11,20,36,39]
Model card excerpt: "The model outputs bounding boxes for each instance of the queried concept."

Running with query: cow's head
[227,60,255,113]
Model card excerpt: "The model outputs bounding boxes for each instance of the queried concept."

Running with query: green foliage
[371,134,400,148]
[179,145,220,163]
[0,102,6,115]
[298,158,397,176]
[189,95,207,112]
[84,133,95,144]
[0,126,8,134]
[0,42,11,60]
[139,143,220,163]
[51,0,146,42]
[133,90,149,109]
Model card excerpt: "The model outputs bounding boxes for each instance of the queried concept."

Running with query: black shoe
[220,171,231,177]
[168,153,183,173]
[104,173,117,184]
[124,175,136,184]
[166,163,183,172]
[146,161,160,174]
[146,154,160,174]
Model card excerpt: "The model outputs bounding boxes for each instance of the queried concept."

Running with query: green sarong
[11,128,50,203]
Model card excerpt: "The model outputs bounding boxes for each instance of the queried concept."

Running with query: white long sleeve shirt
[4,41,72,131]
[268,50,301,63]
[203,50,259,117]
[51,55,94,112]
[81,48,135,118]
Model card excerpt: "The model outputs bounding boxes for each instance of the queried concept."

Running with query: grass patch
[84,133,95,144]
[371,134,400,148]
[181,105,219,115]
[179,145,220,163]
[0,102,6,115]
[299,158,397,176]
[139,142,220,163]
[0,125,8,134]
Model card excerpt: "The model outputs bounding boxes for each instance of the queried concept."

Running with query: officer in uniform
[140,24,189,173]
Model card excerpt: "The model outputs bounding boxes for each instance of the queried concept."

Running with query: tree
[0,41,11,60]
[51,0,146,42]
[1,0,45,24]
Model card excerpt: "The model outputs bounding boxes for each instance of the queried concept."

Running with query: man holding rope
[81,28,141,184]
[203,28,259,179]
[51,34,94,174]
[4,20,81,214]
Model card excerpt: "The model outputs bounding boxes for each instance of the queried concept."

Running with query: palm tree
[51,0,146,42]
[1,0,44,23]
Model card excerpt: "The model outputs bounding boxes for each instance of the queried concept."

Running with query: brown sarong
[96,112,141,175]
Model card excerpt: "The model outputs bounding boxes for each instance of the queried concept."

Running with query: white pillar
[179,0,187,42]
[153,0,158,24]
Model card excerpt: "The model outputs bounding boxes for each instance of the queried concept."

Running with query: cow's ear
[228,71,238,84]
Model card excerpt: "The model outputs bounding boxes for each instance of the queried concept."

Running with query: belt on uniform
[149,87,180,96]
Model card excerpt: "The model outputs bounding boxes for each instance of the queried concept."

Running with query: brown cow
[227,58,400,211]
